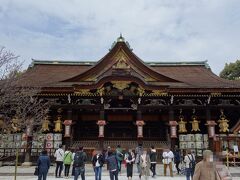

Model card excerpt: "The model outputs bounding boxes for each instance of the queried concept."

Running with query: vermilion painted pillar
[205,108,216,151]
[97,110,106,149]
[136,111,144,144]
[169,108,177,149]
[64,109,72,149]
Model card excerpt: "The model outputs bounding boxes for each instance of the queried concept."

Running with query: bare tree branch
[0,46,53,135]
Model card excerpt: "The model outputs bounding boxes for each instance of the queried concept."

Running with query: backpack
[127,152,133,161]
[74,152,85,167]
[187,154,196,170]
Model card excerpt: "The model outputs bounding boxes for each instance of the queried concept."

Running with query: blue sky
[0,0,240,75]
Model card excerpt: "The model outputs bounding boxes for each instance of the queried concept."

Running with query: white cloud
[0,0,239,74]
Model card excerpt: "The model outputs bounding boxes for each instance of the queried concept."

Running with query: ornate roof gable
[62,36,183,88]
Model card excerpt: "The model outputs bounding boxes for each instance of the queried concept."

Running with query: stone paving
[0,164,239,180]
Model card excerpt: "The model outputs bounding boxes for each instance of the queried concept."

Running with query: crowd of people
[36,143,229,180]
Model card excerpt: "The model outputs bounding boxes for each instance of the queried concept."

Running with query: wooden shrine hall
[18,35,240,156]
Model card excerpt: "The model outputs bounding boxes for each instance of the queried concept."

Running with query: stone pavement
[0,164,239,180]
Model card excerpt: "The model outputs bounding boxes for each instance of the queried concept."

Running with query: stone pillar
[97,110,106,149]
[64,109,72,149]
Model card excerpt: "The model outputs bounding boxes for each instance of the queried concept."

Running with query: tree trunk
[23,135,32,163]
[23,124,33,166]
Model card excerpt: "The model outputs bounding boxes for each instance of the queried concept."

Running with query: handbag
[180,163,186,175]
[34,167,39,176]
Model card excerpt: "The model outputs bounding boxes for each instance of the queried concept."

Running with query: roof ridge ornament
[117,33,125,42]
[109,34,133,51]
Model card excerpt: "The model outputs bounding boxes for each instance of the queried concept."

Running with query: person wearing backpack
[63,147,73,178]
[106,151,119,180]
[73,146,87,180]
[92,149,105,180]
[184,149,196,180]
[54,144,64,178]
[149,146,157,178]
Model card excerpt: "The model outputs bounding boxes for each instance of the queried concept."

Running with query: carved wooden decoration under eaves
[73,88,96,96]
[112,50,131,69]
[112,81,129,90]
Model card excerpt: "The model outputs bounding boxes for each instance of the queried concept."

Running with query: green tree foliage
[220,60,240,80]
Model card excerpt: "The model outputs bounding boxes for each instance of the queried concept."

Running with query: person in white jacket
[54,144,64,178]
[162,148,174,177]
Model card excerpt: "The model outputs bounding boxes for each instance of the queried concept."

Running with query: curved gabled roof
[18,36,240,91]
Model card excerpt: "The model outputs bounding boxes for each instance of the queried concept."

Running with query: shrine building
[2,35,240,159]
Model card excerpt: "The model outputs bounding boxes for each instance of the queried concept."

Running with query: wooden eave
[230,120,240,134]
[40,86,240,96]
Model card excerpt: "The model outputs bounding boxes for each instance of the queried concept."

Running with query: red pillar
[169,121,178,150]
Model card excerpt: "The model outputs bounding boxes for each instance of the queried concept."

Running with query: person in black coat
[37,150,51,180]
[124,149,135,180]
[92,150,105,180]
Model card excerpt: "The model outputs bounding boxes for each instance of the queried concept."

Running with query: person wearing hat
[193,150,217,180]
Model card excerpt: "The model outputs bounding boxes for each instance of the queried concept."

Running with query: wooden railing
[0,141,169,163]
[71,140,169,149]
[0,148,56,164]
